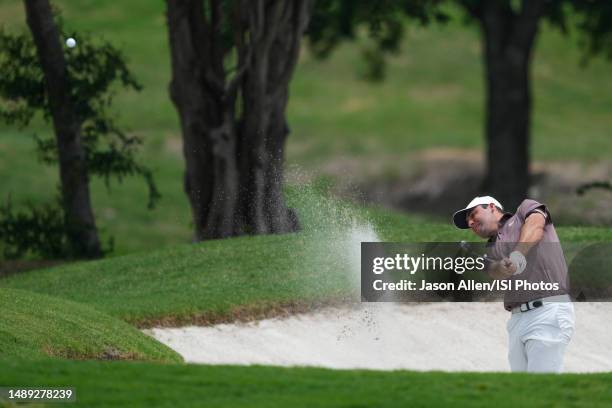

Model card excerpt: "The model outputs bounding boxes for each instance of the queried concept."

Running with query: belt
[511,294,571,314]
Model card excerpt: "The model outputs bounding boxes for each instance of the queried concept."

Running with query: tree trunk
[166,0,309,241]
[24,0,101,258]
[477,0,548,211]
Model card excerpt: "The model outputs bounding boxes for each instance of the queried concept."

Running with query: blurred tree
[569,1,612,198]
[308,0,447,81]
[22,0,100,258]
[308,0,612,211]
[570,0,612,60]
[454,0,612,211]
[165,0,311,240]
[0,0,159,259]
[459,0,550,210]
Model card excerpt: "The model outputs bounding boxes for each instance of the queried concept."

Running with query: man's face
[466,204,499,238]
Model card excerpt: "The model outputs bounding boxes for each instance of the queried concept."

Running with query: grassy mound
[1,193,609,327]
[0,288,181,362]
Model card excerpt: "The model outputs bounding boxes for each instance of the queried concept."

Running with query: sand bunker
[144,302,612,372]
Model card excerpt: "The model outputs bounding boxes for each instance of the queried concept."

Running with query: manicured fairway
[1,358,610,407]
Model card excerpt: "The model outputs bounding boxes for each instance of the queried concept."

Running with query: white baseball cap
[452,196,503,229]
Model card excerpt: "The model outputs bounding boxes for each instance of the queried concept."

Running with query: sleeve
[516,199,552,224]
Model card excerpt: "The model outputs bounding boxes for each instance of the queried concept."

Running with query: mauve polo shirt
[486,199,570,311]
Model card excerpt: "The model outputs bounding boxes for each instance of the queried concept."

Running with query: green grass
[0,189,609,405]
[1,3,610,399]
[1,0,611,255]
[1,358,611,407]
[1,190,609,326]
[0,287,181,362]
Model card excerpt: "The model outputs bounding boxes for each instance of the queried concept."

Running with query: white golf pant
[506,302,575,373]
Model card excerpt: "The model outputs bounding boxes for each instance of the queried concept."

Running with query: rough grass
[0,287,182,362]
[0,358,611,407]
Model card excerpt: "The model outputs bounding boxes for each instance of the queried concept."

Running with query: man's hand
[489,258,517,279]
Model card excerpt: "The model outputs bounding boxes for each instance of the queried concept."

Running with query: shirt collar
[488,213,514,243]
[498,212,513,228]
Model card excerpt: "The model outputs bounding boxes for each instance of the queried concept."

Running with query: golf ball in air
[66,38,76,48]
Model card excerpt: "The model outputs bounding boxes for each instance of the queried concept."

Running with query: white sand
[143,302,612,372]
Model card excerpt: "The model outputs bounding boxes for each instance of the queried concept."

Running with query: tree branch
[271,0,312,99]
[225,0,252,109]
[458,0,484,21]
[262,0,285,51]
[509,0,550,52]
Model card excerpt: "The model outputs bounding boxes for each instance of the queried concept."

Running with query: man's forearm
[514,241,538,257]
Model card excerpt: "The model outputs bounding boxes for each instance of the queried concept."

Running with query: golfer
[452,196,575,373]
